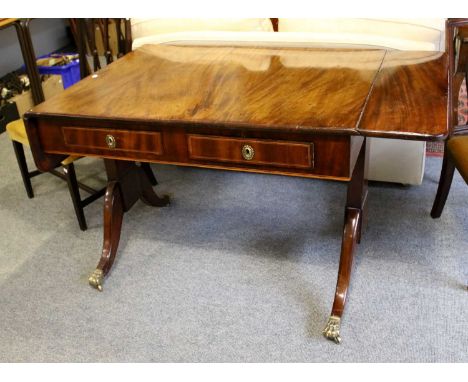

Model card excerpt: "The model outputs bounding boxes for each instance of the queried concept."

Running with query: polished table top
[30,44,448,140]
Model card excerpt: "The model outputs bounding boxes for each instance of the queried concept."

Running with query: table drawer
[62,127,163,155]
[187,135,313,169]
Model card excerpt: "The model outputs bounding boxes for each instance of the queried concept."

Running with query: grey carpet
[0,132,466,362]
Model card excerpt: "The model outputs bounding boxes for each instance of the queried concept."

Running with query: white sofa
[130,18,447,185]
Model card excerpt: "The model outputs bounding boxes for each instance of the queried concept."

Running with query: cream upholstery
[132,30,442,52]
[131,18,273,40]
[131,18,447,185]
[278,19,445,51]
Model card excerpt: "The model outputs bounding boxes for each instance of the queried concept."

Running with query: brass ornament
[241,144,255,160]
[323,315,342,344]
[105,134,116,149]
[88,269,104,291]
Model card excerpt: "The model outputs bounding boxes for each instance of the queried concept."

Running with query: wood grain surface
[29,45,384,132]
[31,118,352,179]
[28,44,448,139]
[187,135,313,169]
[359,51,448,140]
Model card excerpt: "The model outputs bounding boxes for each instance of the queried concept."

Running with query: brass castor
[323,315,342,344]
[88,269,104,291]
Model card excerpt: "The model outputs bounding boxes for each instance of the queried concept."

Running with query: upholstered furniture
[443,135,468,183]
[130,18,446,185]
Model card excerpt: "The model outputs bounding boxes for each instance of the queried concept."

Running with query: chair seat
[448,135,468,184]
[6,119,79,165]
[6,119,29,146]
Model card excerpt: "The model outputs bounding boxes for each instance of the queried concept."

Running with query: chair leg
[431,149,456,218]
[63,163,88,231]
[11,141,34,198]
[140,162,158,185]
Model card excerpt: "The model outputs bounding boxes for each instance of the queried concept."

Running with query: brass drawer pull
[105,134,116,149]
[241,144,254,160]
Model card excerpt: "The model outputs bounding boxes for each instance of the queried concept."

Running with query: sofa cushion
[132,30,396,50]
[278,18,445,51]
[131,18,273,40]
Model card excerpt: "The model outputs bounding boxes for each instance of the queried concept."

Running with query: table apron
[33,120,355,180]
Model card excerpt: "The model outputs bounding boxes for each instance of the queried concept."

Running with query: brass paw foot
[323,315,342,344]
[88,269,104,291]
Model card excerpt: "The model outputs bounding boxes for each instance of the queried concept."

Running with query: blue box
[35,54,80,89]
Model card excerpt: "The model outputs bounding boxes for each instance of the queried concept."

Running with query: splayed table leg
[88,160,169,291]
[324,138,367,344]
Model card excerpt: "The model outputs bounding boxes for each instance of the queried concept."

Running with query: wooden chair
[69,18,132,77]
[3,18,107,231]
[431,20,468,218]
[5,115,106,231]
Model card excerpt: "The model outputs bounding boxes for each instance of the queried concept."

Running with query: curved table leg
[431,146,455,218]
[88,181,123,291]
[323,208,361,344]
[323,137,367,344]
[139,164,169,207]
[89,160,169,291]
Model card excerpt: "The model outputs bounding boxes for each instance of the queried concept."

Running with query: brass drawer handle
[241,144,255,161]
[105,134,116,149]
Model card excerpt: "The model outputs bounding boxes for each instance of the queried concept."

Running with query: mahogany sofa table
[24,44,448,344]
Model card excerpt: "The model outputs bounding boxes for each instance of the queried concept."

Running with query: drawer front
[188,135,313,169]
[62,127,163,155]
